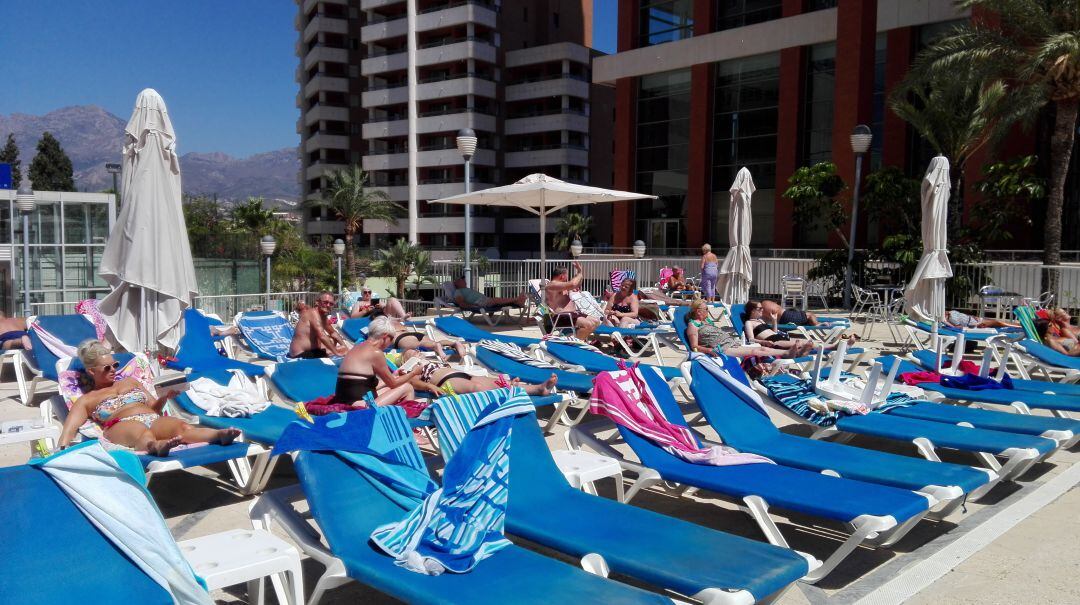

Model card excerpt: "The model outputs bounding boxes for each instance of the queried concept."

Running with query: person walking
[699,244,719,302]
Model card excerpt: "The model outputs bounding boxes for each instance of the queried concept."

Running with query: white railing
[192,291,319,321]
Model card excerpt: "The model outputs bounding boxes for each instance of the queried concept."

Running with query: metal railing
[192,291,320,322]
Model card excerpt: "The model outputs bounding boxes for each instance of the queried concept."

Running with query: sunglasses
[96,361,121,371]
[317,299,335,306]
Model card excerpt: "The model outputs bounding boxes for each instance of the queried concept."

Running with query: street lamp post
[333,238,345,298]
[260,235,277,310]
[843,124,873,309]
[456,128,477,287]
[16,183,36,316]
[106,163,121,209]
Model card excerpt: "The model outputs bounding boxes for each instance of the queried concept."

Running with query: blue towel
[237,313,294,362]
[940,373,1014,391]
[760,374,914,427]
[372,388,534,575]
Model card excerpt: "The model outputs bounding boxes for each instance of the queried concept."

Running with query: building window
[716,0,782,32]
[807,0,838,9]
[635,69,691,251]
[553,12,560,28]
[523,6,528,21]
[712,52,780,245]
[870,33,887,169]
[639,0,694,47]
[802,42,835,167]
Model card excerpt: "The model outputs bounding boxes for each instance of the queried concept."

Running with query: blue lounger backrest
[612,366,705,471]
[688,361,778,443]
[341,317,371,342]
[672,307,691,349]
[1021,339,1080,371]
[27,315,99,381]
[237,311,294,361]
[729,304,747,336]
[435,316,540,347]
[271,359,339,402]
[475,347,593,394]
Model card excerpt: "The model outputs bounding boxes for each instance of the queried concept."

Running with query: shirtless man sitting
[289,292,349,359]
[0,313,31,350]
[545,261,601,341]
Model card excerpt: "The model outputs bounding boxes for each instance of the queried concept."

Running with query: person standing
[699,244,719,302]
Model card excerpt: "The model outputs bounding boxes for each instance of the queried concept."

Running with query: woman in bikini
[685,299,809,358]
[57,340,240,456]
[1035,318,1080,357]
[387,319,467,361]
[336,316,420,406]
[399,349,559,396]
[604,278,642,329]
[742,301,855,354]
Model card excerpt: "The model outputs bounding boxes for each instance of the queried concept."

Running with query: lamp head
[456,128,477,160]
[260,234,277,256]
[333,238,345,256]
[105,163,121,175]
[570,239,583,258]
[632,240,647,258]
[15,183,35,213]
[850,124,872,154]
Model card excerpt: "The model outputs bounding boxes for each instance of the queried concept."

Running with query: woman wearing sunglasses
[57,340,241,456]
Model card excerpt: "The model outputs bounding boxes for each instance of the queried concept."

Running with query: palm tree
[231,197,275,234]
[310,165,404,278]
[374,238,430,299]
[912,1,1080,291]
[553,211,594,251]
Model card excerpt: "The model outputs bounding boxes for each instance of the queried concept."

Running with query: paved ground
[2,312,1076,604]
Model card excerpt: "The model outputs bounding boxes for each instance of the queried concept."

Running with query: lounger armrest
[249,487,334,565]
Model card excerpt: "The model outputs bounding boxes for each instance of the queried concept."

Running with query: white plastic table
[0,418,59,456]
[551,449,624,502]
[179,528,304,605]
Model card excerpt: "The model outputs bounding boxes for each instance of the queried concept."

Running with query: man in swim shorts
[0,314,31,350]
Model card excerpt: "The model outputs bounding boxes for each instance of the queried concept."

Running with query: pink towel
[589,366,772,466]
[75,299,110,341]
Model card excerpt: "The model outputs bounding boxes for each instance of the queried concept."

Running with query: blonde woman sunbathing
[399,350,558,396]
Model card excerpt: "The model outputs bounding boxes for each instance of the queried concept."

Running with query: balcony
[416,110,496,134]
[416,75,496,102]
[303,0,346,17]
[504,146,589,168]
[363,216,498,235]
[362,85,408,108]
[303,15,347,43]
[306,162,349,180]
[361,15,408,42]
[305,133,350,152]
[417,148,496,167]
[303,45,349,71]
[416,2,497,32]
[505,77,589,102]
[416,39,496,66]
[504,112,589,136]
[363,118,409,139]
[304,104,350,126]
[362,51,408,75]
[304,75,349,98]
[505,42,592,68]
[362,152,410,171]
[361,0,404,9]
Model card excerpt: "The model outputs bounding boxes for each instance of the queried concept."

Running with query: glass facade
[711,53,780,246]
[870,33,887,169]
[3,192,114,315]
[635,69,691,251]
[639,1,694,47]
[802,43,836,167]
[716,1,782,31]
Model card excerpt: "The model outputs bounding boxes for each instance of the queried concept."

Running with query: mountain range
[0,105,300,202]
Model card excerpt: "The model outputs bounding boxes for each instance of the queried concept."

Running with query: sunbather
[399,349,558,396]
[685,300,809,358]
[744,301,856,352]
[945,309,1018,329]
[349,287,410,320]
[0,313,31,350]
[336,316,418,405]
[388,318,467,361]
[452,277,527,309]
[1035,318,1080,356]
[666,267,694,294]
[57,340,240,456]
[545,261,601,340]
[760,299,827,326]
[603,278,641,328]
[290,291,349,359]
[1036,308,1079,339]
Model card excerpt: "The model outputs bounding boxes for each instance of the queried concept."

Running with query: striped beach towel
[372,388,534,575]
[610,269,637,292]
[478,340,558,369]
[761,373,914,427]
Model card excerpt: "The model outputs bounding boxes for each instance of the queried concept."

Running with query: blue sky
[0,0,618,158]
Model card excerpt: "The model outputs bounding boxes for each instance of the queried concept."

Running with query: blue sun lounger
[432,315,541,347]
[250,450,674,605]
[234,311,295,362]
[569,365,933,584]
[684,359,996,515]
[441,408,814,603]
[339,317,370,342]
[907,349,1080,396]
[542,341,682,380]
[169,309,265,376]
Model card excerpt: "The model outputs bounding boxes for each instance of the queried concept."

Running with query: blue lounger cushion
[270,358,342,403]
[594,324,665,338]
[506,413,809,600]
[136,441,258,469]
[294,451,670,604]
[1017,339,1080,371]
[544,342,681,380]
[434,316,540,346]
[340,317,370,342]
[0,465,173,605]
[909,350,1080,396]
[476,347,593,394]
[173,369,295,445]
[911,321,1019,342]
[689,362,991,495]
[618,372,930,524]
[881,356,1080,415]
[27,315,99,381]
[170,309,265,376]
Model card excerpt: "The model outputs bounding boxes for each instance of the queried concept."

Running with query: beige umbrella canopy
[717,167,755,304]
[432,173,656,269]
[904,156,953,321]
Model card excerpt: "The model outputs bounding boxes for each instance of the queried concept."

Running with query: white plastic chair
[780,275,808,311]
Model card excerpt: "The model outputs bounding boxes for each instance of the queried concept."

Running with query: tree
[230,197,276,234]
[553,212,594,251]
[0,133,21,188]
[28,132,74,191]
[912,1,1080,291]
[310,165,404,279]
[973,155,1046,247]
[374,238,431,299]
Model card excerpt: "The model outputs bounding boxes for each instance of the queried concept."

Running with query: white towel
[186,372,270,418]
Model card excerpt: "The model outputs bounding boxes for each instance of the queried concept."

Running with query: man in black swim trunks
[761,300,820,326]
[289,292,349,359]
[0,313,31,350]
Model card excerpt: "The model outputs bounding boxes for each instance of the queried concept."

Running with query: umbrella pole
[139,287,147,353]
[539,201,546,276]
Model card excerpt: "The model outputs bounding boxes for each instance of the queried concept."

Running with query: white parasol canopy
[99,89,198,352]
[432,173,655,268]
[717,167,755,304]
[904,156,953,321]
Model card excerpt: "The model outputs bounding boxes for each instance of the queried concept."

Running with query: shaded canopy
[717,167,755,304]
[904,156,953,321]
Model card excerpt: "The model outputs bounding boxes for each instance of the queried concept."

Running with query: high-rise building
[596,0,995,253]
[295,0,613,257]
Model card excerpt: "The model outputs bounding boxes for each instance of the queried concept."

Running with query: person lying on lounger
[545,261,601,341]
[743,301,856,353]
[335,316,419,406]
[944,309,1019,329]
[1036,308,1079,340]
[349,287,410,320]
[759,299,829,327]
[1035,318,1080,357]
[399,349,558,397]
[58,340,240,456]
[603,278,642,329]
[0,313,31,350]
[452,277,526,310]
[685,300,810,359]
[290,291,349,359]
[387,318,467,361]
